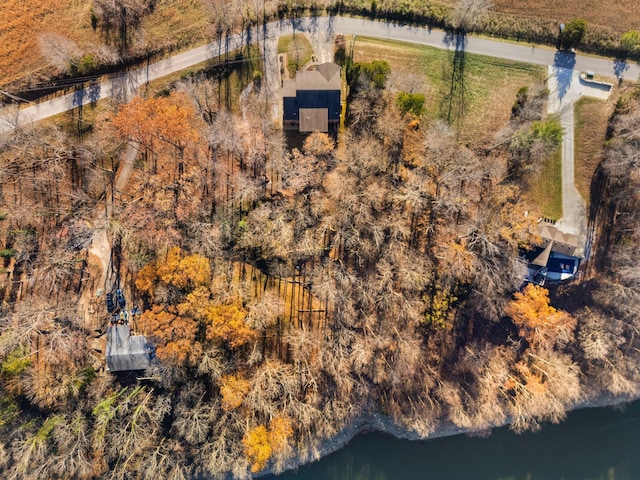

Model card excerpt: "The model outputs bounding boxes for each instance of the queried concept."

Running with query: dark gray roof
[106,325,153,372]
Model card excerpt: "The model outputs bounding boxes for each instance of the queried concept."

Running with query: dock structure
[105,324,154,372]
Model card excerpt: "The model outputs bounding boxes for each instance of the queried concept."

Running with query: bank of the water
[265,397,640,479]
[259,394,639,478]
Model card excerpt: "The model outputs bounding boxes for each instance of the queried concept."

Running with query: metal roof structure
[282,78,296,98]
[105,325,154,372]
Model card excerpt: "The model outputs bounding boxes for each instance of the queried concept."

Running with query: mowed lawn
[528,147,563,221]
[278,35,315,77]
[352,36,546,145]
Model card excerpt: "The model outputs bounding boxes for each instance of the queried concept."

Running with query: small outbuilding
[283,62,341,133]
[105,324,154,372]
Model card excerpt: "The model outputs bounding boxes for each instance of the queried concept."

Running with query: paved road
[2,16,639,134]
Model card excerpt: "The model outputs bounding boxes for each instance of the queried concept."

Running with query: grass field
[476,0,640,34]
[353,36,546,145]
[0,0,82,88]
[0,0,210,91]
[278,34,315,77]
[528,148,563,221]
[574,97,611,209]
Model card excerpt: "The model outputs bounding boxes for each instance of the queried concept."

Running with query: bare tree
[37,33,82,73]
[449,0,492,32]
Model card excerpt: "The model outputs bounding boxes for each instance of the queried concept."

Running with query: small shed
[105,324,154,372]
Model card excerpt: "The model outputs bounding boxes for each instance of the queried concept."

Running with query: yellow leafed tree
[206,304,257,349]
[267,416,293,454]
[219,375,250,411]
[505,284,576,349]
[243,425,272,473]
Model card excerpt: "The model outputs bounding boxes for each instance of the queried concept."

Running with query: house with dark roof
[525,222,583,284]
[283,62,341,133]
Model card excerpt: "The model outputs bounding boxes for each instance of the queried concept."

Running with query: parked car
[116,288,126,309]
[106,292,116,313]
[533,267,548,286]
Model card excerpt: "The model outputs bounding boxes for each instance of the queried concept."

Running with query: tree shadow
[88,82,101,106]
[110,72,132,104]
[442,30,468,129]
[613,57,629,82]
[552,50,576,102]
[71,86,86,110]
[327,14,335,36]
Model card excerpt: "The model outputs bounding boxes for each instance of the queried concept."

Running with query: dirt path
[79,142,139,323]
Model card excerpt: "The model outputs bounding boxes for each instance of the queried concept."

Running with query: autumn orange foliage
[206,304,257,349]
[112,94,198,151]
[219,375,250,411]
[135,247,210,296]
[139,305,202,365]
[505,284,577,349]
[136,247,258,356]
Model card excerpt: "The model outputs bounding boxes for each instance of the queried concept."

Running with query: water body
[266,400,640,480]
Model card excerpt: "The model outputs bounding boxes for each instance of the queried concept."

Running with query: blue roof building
[283,63,341,133]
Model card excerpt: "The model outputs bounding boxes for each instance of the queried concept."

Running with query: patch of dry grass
[353,36,545,145]
[0,0,210,92]
[0,0,86,88]
[485,0,639,34]
[574,96,611,208]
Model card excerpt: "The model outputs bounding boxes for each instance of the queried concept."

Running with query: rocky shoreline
[261,392,639,477]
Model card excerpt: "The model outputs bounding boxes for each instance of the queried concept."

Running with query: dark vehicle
[106,292,116,313]
[116,288,126,309]
[533,266,548,286]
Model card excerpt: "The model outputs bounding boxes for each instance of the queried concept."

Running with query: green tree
[348,60,390,89]
[561,19,588,49]
[397,92,426,116]
[621,30,640,53]
[531,118,563,147]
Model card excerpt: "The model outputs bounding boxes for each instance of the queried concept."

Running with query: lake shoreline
[261,391,639,477]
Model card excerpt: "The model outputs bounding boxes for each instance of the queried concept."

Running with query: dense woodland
[1,14,640,478]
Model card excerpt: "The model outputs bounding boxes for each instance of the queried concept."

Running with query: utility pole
[349,34,356,68]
